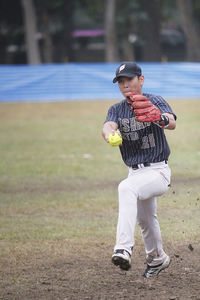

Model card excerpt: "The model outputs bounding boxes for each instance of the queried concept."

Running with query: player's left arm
[161,112,176,130]
[151,96,177,130]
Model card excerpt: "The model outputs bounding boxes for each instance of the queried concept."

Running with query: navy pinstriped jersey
[105,93,177,167]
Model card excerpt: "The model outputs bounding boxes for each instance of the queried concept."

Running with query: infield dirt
[0,240,200,299]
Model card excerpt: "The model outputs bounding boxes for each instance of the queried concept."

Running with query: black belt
[131,160,167,170]
[132,162,150,170]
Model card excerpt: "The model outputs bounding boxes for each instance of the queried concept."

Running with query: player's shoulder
[109,99,127,110]
[144,93,166,105]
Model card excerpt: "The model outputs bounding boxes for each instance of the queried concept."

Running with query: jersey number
[141,133,155,149]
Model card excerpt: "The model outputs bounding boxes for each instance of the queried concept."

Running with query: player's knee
[137,216,146,228]
[118,179,138,198]
[118,179,129,194]
[137,213,157,228]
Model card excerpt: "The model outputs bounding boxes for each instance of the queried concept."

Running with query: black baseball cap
[113,62,142,83]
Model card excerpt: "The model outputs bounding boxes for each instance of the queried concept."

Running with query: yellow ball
[108,132,122,146]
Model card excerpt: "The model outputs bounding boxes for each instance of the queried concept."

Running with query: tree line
[0,0,200,65]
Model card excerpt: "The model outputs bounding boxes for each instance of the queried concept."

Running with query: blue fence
[0,62,200,102]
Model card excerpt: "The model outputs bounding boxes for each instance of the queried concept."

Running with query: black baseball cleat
[142,255,170,278]
[112,249,131,271]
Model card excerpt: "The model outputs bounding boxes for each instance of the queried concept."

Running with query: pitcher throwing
[102,62,177,278]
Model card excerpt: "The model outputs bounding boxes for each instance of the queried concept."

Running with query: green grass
[0,100,200,255]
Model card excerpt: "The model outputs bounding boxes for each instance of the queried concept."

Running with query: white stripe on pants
[114,161,171,266]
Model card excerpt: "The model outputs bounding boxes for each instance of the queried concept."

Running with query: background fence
[0,62,200,102]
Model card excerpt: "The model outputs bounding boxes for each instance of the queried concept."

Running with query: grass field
[0,100,200,299]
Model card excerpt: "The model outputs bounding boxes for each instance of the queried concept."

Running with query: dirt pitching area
[1,241,200,300]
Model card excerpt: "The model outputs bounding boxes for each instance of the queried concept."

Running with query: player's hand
[128,94,161,122]
[107,130,122,146]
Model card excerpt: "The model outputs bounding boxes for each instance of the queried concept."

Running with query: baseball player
[102,62,177,278]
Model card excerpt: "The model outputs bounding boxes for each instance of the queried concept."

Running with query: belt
[131,160,167,170]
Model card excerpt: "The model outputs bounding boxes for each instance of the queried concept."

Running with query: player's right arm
[102,121,118,142]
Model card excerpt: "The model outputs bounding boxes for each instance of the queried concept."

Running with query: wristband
[155,115,169,128]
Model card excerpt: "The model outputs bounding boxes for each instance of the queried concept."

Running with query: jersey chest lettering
[118,117,151,142]
[118,117,150,132]
[118,117,156,149]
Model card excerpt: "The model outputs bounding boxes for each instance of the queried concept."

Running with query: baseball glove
[127,94,161,122]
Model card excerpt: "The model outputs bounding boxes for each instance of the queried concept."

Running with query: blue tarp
[0,62,200,102]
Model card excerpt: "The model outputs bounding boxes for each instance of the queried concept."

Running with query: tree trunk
[177,0,200,62]
[61,0,75,62]
[42,10,53,63]
[139,0,162,62]
[21,0,41,64]
[104,0,119,62]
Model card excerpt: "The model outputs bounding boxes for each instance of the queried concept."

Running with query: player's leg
[114,178,137,253]
[115,166,169,251]
[112,178,137,270]
[112,165,170,270]
[136,166,171,277]
[137,197,168,266]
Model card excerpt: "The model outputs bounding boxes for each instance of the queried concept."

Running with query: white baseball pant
[114,161,171,266]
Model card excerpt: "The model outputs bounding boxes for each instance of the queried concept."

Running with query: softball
[108,132,122,146]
